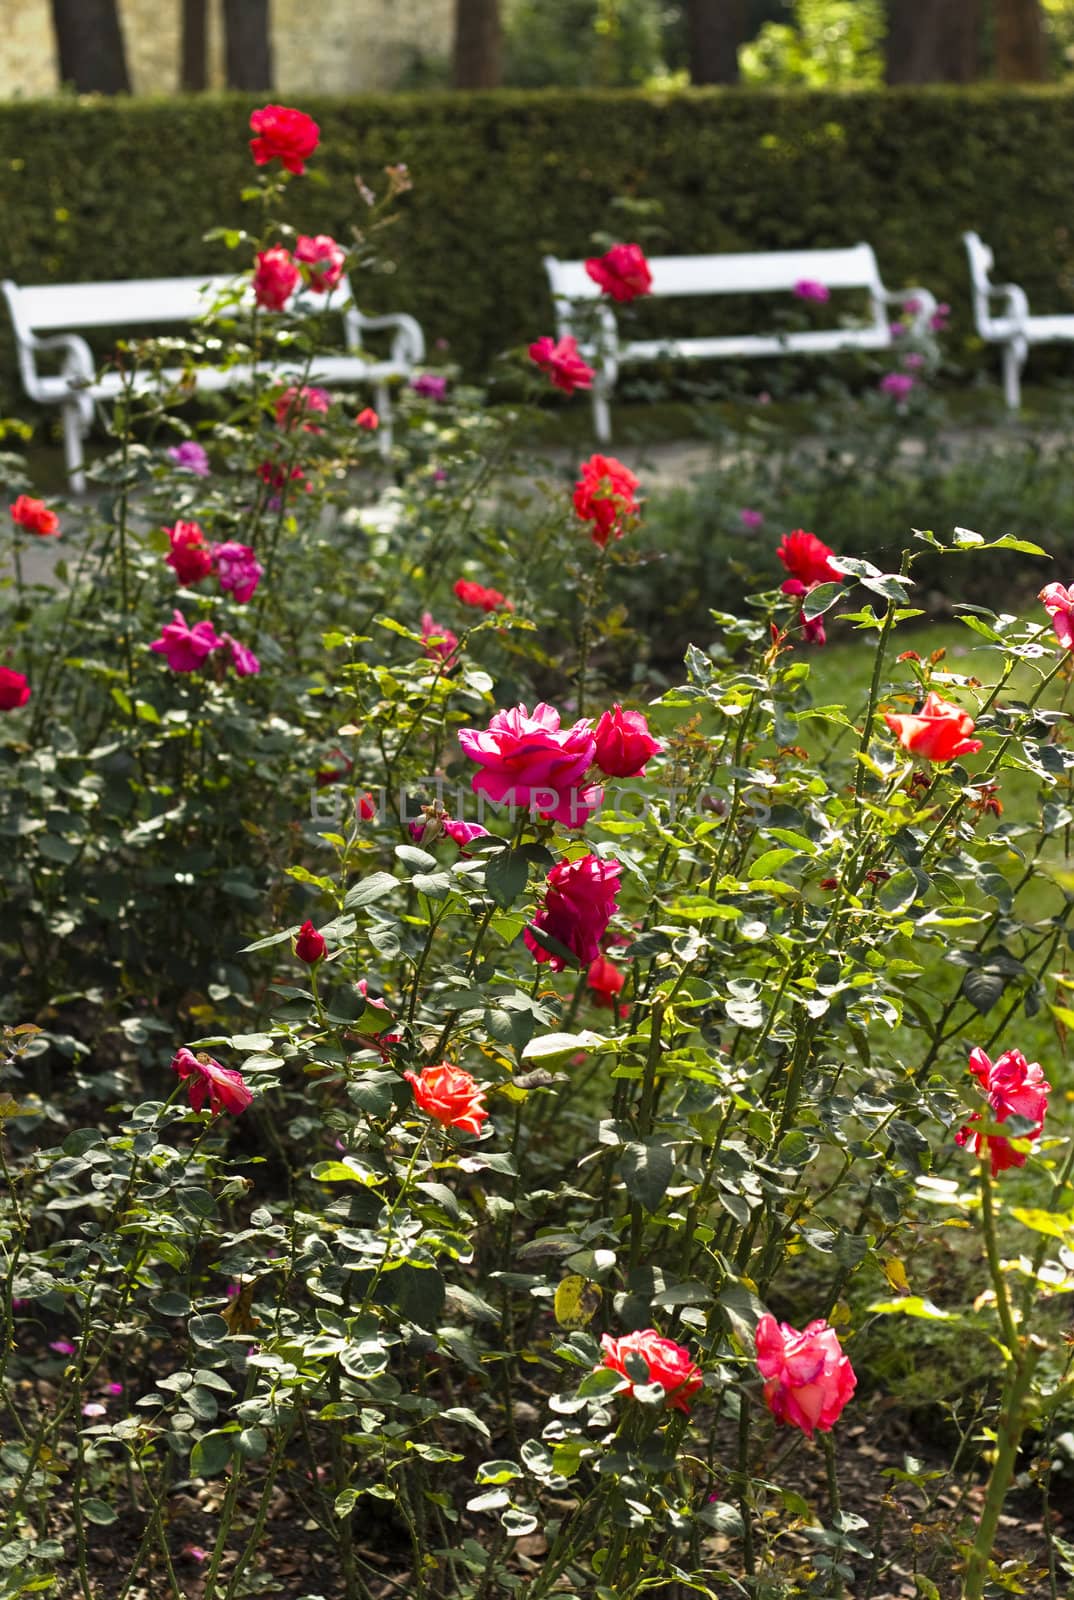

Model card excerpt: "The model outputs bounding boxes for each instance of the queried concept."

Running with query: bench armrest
[344,309,425,366]
[985,281,1030,323]
[877,286,937,337]
[12,327,96,422]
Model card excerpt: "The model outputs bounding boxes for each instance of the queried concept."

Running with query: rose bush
[1,103,1074,1600]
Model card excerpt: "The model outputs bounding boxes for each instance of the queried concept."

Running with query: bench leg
[374,381,392,459]
[592,385,612,445]
[1002,339,1025,411]
[62,401,87,494]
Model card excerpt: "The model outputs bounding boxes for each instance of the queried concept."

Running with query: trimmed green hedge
[3,87,1074,420]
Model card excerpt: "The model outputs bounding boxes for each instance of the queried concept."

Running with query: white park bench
[962,230,1074,410]
[2,274,425,491]
[544,245,937,441]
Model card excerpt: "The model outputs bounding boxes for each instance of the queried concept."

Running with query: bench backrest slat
[8,274,355,331]
[545,245,882,302]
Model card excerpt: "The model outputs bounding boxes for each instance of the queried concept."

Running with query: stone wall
[0,0,453,98]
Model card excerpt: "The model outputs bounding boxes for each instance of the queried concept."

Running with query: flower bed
[1,108,1073,1600]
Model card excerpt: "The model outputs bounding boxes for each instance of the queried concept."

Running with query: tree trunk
[181,0,209,91]
[50,0,131,93]
[223,0,274,91]
[994,0,1048,80]
[686,0,743,84]
[885,0,980,83]
[453,0,502,89]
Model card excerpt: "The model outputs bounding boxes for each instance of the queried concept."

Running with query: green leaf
[577,1366,626,1398]
[81,1499,118,1526]
[475,1459,522,1485]
[747,848,798,880]
[441,1405,491,1442]
[961,966,1009,1015]
[521,1031,607,1063]
[484,847,531,909]
[1010,1207,1074,1240]
[344,872,398,909]
[868,1296,961,1321]
[190,1430,235,1477]
[395,844,438,872]
[619,1140,674,1213]
[801,582,843,621]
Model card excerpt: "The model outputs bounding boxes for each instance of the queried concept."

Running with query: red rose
[528,335,595,395]
[0,667,31,711]
[257,460,308,495]
[253,247,300,311]
[776,530,844,590]
[356,408,379,431]
[404,1063,488,1135]
[356,792,378,821]
[11,495,59,537]
[593,704,662,777]
[249,104,321,175]
[956,1046,1050,1175]
[453,579,513,613]
[573,455,641,548]
[172,1047,253,1116]
[883,691,983,762]
[294,920,327,965]
[586,954,625,1006]
[525,855,621,971]
[294,234,346,293]
[164,520,214,586]
[599,1330,702,1414]
[584,243,653,303]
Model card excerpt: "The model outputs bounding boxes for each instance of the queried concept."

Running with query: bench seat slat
[547,245,882,301]
[12,275,357,331]
[614,327,891,363]
[84,355,407,399]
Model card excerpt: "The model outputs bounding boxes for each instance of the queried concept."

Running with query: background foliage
[6,87,1074,421]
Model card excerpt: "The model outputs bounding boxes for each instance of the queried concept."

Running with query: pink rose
[755,1314,856,1437]
[458,702,601,829]
[528,335,595,395]
[253,247,300,311]
[295,234,346,293]
[220,634,260,677]
[1040,583,1074,651]
[525,854,621,970]
[956,1046,1050,1175]
[172,1047,253,1116]
[880,372,915,401]
[213,541,263,604]
[421,612,459,665]
[740,508,764,532]
[412,374,449,402]
[793,279,830,303]
[593,704,662,778]
[150,610,222,672]
[275,385,331,431]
